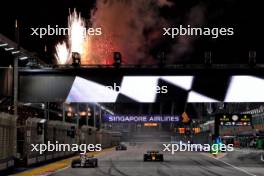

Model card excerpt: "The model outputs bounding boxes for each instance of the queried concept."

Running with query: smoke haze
[82,0,172,64]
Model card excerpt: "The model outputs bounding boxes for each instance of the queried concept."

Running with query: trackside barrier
[0,113,17,171]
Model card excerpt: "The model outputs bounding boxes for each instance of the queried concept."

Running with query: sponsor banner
[103,115,180,123]
[217,114,252,126]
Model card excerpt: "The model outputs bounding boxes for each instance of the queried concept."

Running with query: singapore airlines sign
[103,115,180,123]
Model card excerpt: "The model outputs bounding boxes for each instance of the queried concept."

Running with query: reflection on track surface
[52,143,264,176]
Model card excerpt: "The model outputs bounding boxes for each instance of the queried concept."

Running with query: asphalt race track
[52,143,264,176]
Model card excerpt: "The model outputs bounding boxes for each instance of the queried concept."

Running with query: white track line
[202,153,257,176]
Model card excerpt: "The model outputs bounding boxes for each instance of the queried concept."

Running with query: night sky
[0,0,263,64]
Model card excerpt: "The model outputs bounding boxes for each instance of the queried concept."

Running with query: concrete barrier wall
[24,118,120,166]
[0,113,17,171]
[80,126,97,145]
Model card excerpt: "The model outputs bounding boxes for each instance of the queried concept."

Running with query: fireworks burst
[55,41,70,64]
[68,10,86,55]
[55,1,174,65]
[55,9,87,65]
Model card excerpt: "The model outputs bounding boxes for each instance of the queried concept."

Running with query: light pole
[62,102,66,123]
[77,104,80,127]
[14,19,19,116]
[99,108,102,129]
[93,104,96,128]
[86,104,91,126]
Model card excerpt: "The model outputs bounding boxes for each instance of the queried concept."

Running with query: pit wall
[0,116,121,170]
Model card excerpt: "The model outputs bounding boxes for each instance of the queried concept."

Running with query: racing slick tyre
[160,155,164,162]
[94,161,98,167]
[71,159,80,168]
[143,155,147,162]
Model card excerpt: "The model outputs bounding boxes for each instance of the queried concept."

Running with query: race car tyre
[71,159,80,168]
[160,155,164,162]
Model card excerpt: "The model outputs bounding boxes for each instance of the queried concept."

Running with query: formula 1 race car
[143,151,164,161]
[71,154,98,168]
[116,143,127,150]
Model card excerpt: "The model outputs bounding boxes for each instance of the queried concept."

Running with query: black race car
[116,143,127,150]
[143,151,164,161]
[71,154,98,168]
